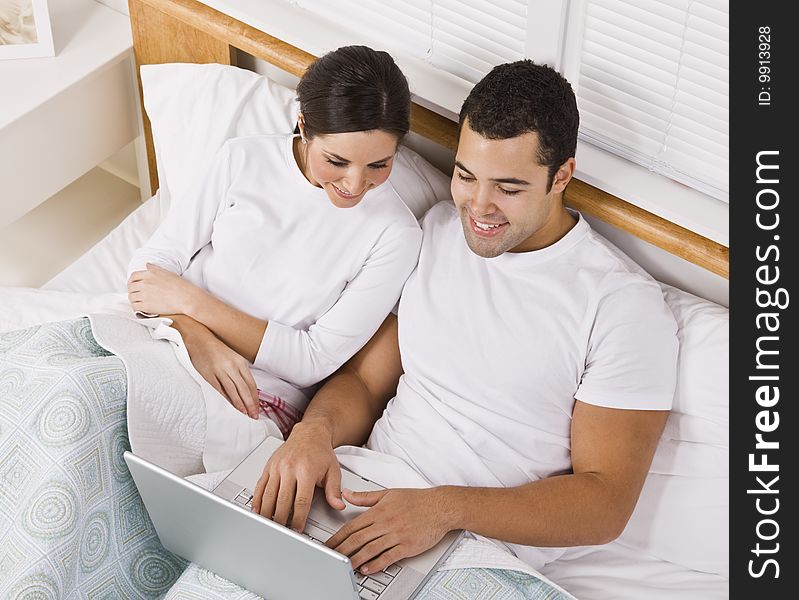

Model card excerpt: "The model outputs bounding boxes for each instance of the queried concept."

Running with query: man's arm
[327,401,667,574]
[251,314,404,531]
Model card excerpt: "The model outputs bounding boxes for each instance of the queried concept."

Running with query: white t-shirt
[128,134,422,410]
[368,201,678,568]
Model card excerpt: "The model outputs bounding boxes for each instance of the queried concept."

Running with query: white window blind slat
[577,0,729,201]
[667,116,728,155]
[661,142,727,181]
[684,27,727,58]
[581,38,677,85]
[434,18,523,64]
[474,0,527,19]
[693,0,728,25]
[581,53,676,96]
[433,27,512,71]
[590,0,684,36]
[587,4,682,48]
[579,87,670,132]
[681,51,727,86]
[580,115,663,157]
[582,101,663,145]
[580,71,674,111]
[436,0,525,37]
[676,76,727,111]
[672,101,728,138]
[583,17,681,64]
[434,3,526,55]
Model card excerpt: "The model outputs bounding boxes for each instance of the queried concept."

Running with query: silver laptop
[124,436,462,600]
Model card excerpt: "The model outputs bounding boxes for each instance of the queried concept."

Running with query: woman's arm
[129,223,422,387]
[126,142,234,281]
[253,224,421,387]
[166,313,261,418]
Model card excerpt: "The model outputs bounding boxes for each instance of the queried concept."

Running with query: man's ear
[551,157,576,194]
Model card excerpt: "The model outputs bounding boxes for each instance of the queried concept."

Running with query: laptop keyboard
[233,488,402,599]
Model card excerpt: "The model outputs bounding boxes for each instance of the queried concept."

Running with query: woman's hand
[171,315,260,419]
[127,263,205,317]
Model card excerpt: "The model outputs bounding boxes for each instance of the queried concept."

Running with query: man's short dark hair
[459,60,579,190]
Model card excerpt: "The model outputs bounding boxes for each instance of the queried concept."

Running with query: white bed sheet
[41,192,164,294]
[28,190,729,600]
[540,542,728,600]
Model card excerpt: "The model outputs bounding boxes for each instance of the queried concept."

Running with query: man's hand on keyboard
[251,422,346,532]
[326,487,456,575]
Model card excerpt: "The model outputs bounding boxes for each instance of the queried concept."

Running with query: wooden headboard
[128,0,729,279]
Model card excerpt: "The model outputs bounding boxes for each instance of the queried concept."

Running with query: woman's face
[298,129,399,208]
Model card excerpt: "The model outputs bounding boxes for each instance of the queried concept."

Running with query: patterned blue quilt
[0,319,570,600]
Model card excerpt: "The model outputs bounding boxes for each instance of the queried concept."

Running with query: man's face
[451,121,574,258]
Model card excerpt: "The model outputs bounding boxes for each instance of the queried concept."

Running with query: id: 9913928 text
[758,26,771,107]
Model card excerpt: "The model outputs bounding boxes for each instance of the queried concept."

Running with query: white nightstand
[0,0,144,286]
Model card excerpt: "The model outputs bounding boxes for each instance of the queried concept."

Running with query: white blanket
[0,286,279,473]
[0,285,569,591]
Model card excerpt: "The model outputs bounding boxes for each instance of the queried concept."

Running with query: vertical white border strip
[524,0,569,69]
[559,0,588,85]
[0,0,55,59]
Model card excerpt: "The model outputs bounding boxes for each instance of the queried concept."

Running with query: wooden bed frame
[128,0,729,279]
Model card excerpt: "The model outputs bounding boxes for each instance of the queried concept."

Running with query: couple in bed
[127,45,678,577]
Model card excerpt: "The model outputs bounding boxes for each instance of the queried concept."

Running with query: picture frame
[0,0,55,60]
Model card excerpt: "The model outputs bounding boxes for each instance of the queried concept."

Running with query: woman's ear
[297,113,308,144]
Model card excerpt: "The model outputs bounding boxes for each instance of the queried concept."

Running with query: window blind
[575,0,729,202]
[292,0,527,84]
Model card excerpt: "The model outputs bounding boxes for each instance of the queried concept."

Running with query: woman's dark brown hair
[295,45,411,141]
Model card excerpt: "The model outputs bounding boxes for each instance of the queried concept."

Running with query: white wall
[94,0,129,15]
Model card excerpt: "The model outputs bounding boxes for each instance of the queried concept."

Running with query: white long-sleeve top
[128,134,422,410]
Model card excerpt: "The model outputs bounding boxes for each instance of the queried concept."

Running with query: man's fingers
[259,472,281,519]
[349,536,397,571]
[360,546,405,575]
[324,465,345,510]
[326,513,371,550]
[289,478,316,532]
[331,522,381,558]
[251,470,268,514]
[342,488,386,507]
[273,477,297,526]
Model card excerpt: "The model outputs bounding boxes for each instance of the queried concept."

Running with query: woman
[126,45,422,439]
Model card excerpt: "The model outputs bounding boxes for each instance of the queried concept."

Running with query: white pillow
[618,284,729,578]
[651,284,729,477]
[140,63,298,216]
[140,62,450,221]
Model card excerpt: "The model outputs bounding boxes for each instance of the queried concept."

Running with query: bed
[0,0,729,598]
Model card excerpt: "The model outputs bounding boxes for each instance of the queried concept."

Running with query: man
[251,60,678,575]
